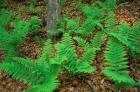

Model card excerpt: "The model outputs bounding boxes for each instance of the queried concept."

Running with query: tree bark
[47,0,60,40]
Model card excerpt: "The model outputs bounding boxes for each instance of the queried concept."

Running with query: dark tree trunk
[47,0,60,41]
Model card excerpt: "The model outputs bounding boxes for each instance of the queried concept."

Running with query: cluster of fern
[58,0,140,86]
[0,0,140,92]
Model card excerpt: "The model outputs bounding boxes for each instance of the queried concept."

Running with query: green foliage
[0,10,30,59]
[74,31,105,50]
[0,0,140,91]
[55,33,96,74]
[0,21,30,58]
[96,0,117,10]
[0,57,60,92]
[128,22,140,55]
[82,5,104,19]
[60,0,118,36]
[34,36,45,45]
[106,22,140,57]
[103,38,136,86]
[0,9,13,27]
[29,5,43,14]
[29,0,38,4]
[76,48,96,73]
[29,16,42,31]
[37,40,53,63]
[91,32,105,50]
[0,0,8,8]
[55,33,78,73]
[73,37,90,48]
[0,40,62,92]
[60,0,67,5]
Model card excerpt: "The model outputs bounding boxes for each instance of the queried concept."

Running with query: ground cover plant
[0,0,140,92]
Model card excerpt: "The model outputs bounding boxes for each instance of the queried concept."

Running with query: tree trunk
[47,0,60,41]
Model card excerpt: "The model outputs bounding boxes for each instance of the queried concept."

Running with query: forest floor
[0,0,140,92]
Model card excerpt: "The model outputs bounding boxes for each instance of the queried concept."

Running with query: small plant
[29,16,42,31]
[55,33,96,74]
[103,37,136,86]
[0,10,30,60]
[0,40,63,92]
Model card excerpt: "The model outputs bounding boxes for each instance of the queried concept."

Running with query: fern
[0,57,60,92]
[0,57,47,85]
[29,16,42,31]
[76,48,96,73]
[74,31,105,50]
[103,37,136,85]
[0,14,30,60]
[96,0,117,10]
[81,18,100,36]
[82,5,104,19]
[91,31,105,50]
[107,22,140,56]
[26,78,59,92]
[73,37,90,48]
[55,33,77,73]
[56,33,96,74]
[0,40,62,92]
[37,39,53,63]
[29,5,43,14]
[10,21,30,45]
[128,21,140,55]
[0,9,13,27]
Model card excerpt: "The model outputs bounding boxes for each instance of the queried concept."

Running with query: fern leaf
[26,77,59,92]
[62,33,77,62]
[37,39,53,63]
[103,38,136,85]
[91,32,105,50]
[128,21,140,55]
[76,48,97,73]
[73,36,90,48]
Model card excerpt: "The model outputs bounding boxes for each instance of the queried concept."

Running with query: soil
[0,0,140,92]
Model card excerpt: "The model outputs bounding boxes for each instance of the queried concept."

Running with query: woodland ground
[0,0,140,92]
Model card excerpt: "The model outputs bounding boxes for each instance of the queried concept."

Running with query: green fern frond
[61,33,77,62]
[64,18,79,31]
[79,48,97,65]
[96,0,117,10]
[107,22,140,56]
[10,21,30,45]
[91,32,105,50]
[82,4,104,19]
[128,21,140,55]
[37,39,53,63]
[26,78,59,92]
[11,57,49,84]
[103,37,136,85]
[0,56,61,92]
[56,33,96,74]
[0,20,30,60]
[56,33,77,72]
[73,36,90,48]
[81,18,99,35]
[29,16,42,31]
[104,11,117,29]
[0,9,13,26]
[75,48,97,73]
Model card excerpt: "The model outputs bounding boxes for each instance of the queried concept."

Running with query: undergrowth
[0,0,140,92]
